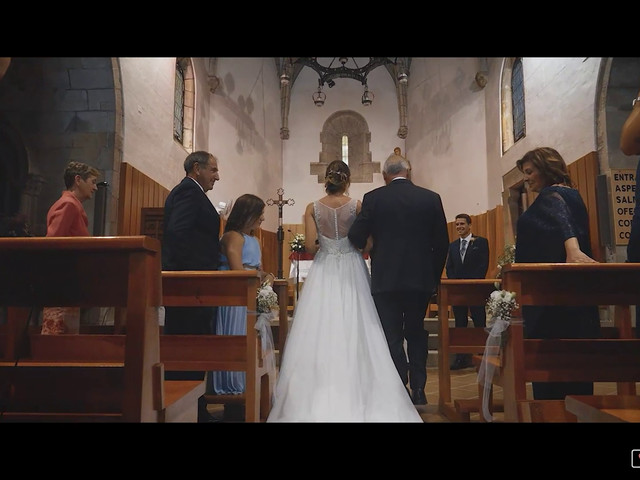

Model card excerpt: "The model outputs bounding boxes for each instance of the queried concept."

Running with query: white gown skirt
[267,245,423,423]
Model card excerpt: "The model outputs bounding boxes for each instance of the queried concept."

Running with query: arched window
[500,57,526,153]
[309,110,380,183]
[511,58,526,143]
[174,57,195,151]
[341,134,349,165]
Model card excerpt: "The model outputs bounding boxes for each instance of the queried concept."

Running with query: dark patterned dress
[515,185,601,400]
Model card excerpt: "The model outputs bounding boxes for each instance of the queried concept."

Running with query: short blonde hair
[63,161,99,189]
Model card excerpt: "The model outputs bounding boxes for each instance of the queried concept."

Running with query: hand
[564,237,598,264]
[566,250,598,263]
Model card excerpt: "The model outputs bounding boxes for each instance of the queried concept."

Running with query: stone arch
[309,109,380,183]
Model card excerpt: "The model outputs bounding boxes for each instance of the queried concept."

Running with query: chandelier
[285,57,409,107]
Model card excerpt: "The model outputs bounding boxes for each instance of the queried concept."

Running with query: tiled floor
[208,365,632,423]
[420,366,628,423]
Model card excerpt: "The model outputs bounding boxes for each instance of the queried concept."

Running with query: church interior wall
[0,57,116,236]
[1,56,639,251]
[486,58,600,181]
[283,59,400,223]
[207,57,282,232]
[119,57,200,197]
[406,57,490,220]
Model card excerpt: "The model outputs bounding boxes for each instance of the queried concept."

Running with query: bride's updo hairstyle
[324,160,350,195]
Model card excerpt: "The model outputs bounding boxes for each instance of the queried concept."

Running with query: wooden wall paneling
[142,176,150,218]
[154,182,162,206]
[127,168,136,236]
[117,163,134,235]
[584,152,603,261]
[135,169,144,235]
[259,230,278,279]
[568,152,602,262]
[494,205,505,275]
[117,163,170,237]
[486,208,498,278]
[140,208,165,241]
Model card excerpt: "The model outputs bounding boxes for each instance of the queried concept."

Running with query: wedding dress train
[267,198,423,422]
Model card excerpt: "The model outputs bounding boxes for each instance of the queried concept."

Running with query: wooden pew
[471,324,624,422]
[0,236,204,422]
[496,263,640,422]
[160,270,277,422]
[565,394,640,422]
[272,278,290,360]
[437,279,500,421]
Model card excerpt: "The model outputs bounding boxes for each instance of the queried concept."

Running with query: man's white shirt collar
[187,176,205,193]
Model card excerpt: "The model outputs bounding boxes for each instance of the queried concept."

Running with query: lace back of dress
[314,199,357,240]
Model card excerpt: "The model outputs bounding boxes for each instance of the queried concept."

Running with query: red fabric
[46,190,89,236]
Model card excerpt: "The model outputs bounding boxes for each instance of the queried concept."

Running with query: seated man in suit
[445,213,489,370]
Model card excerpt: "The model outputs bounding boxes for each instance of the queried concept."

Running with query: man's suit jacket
[445,235,489,280]
[162,176,220,271]
[348,178,449,296]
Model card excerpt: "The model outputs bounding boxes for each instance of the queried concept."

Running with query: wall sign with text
[611,168,636,246]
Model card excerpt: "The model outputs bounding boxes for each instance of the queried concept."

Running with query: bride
[267,160,423,422]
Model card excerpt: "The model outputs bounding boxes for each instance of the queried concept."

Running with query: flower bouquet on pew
[255,273,278,372]
[495,244,515,278]
[485,289,519,348]
[257,273,279,315]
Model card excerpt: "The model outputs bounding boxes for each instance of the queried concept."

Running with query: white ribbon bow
[255,311,277,380]
[477,316,510,422]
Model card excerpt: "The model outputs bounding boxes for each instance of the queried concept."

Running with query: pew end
[0,236,203,423]
[0,362,204,423]
[160,270,277,422]
[518,400,577,423]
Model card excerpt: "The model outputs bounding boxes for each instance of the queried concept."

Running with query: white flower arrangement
[495,244,515,278]
[257,280,279,314]
[289,233,305,253]
[479,289,519,422]
[255,277,278,374]
[486,289,518,324]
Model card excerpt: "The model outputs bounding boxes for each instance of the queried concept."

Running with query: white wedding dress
[267,198,423,422]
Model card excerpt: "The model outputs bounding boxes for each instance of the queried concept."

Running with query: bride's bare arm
[304,202,319,254]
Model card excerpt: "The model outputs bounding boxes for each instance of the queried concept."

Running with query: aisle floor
[208,366,628,423]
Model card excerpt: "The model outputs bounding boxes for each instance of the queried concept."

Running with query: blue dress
[211,233,262,394]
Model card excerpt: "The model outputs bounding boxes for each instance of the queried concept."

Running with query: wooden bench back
[522,338,640,382]
[160,270,274,422]
[0,236,169,422]
[437,279,500,420]
[499,262,640,421]
[2,268,282,422]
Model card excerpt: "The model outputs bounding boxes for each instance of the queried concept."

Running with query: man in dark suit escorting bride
[349,153,449,405]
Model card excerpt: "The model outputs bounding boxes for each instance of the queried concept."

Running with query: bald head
[382,154,410,184]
